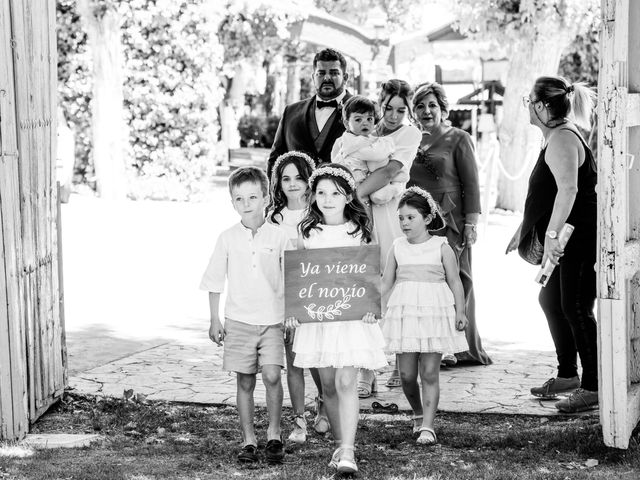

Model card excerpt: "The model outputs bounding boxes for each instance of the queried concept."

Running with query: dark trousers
[538,254,598,391]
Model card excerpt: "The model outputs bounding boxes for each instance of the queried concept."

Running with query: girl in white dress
[381,186,468,445]
[286,164,386,474]
[267,151,327,444]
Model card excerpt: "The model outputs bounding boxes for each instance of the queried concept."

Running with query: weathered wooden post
[597,0,640,449]
[0,0,28,441]
[0,0,65,441]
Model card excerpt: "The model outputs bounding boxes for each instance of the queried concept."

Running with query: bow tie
[316,99,338,109]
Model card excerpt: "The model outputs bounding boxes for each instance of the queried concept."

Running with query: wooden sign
[285,245,381,323]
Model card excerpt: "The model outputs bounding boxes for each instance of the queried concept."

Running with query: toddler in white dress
[381,186,468,446]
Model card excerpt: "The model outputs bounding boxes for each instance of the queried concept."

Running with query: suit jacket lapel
[299,92,351,158]
[319,91,351,156]
[301,97,318,154]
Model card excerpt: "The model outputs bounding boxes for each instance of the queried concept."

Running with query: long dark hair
[267,152,314,224]
[378,79,417,126]
[398,189,445,231]
[299,163,372,243]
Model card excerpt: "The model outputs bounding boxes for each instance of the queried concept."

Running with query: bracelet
[464,223,477,231]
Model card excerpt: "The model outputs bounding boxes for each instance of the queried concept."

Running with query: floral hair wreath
[272,151,316,176]
[403,186,443,221]
[308,166,356,191]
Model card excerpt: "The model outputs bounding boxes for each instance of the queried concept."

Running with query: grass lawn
[1,392,639,480]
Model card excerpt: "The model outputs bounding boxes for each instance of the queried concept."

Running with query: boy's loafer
[265,438,285,464]
[237,444,259,464]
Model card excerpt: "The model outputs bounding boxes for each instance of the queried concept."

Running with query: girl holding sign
[381,187,468,446]
[286,164,386,474]
[267,151,328,444]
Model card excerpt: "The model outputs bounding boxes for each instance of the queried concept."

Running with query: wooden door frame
[597,0,640,449]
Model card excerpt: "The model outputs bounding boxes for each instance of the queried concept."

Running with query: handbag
[517,225,544,265]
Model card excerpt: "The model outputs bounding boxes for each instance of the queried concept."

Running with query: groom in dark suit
[267,48,352,178]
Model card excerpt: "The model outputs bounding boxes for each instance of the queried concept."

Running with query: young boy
[200,167,290,465]
[331,95,407,204]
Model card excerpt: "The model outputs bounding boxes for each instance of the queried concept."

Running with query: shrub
[237,115,265,147]
[237,114,280,148]
[56,0,226,200]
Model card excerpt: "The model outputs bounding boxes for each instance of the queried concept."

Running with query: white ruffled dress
[292,222,388,369]
[382,236,468,354]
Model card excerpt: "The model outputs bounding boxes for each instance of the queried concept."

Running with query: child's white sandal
[416,426,437,445]
[337,446,358,473]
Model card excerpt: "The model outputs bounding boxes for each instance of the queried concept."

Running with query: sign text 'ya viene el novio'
[284,245,381,323]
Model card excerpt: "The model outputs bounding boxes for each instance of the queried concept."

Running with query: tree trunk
[286,59,301,105]
[79,0,126,200]
[496,31,573,211]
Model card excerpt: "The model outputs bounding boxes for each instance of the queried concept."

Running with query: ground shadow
[66,324,168,376]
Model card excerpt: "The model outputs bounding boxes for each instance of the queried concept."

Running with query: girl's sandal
[357,370,377,398]
[412,415,424,434]
[328,447,342,469]
[313,396,330,434]
[385,368,402,388]
[416,427,438,446]
[337,446,358,473]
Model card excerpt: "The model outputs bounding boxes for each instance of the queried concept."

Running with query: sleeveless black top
[519,128,597,263]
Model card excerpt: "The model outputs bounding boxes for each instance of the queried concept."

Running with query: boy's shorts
[223,318,285,374]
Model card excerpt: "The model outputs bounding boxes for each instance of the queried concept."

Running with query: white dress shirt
[200,222,290,325]
[315,91,347,131]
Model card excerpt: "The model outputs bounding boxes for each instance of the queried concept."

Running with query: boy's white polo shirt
[200,222,290,326]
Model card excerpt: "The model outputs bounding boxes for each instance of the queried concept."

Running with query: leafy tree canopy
[218,1,308,74]
[314,0,425,31]
[452,0,599,49]
[558,16,600,85]
[57,0,225,200]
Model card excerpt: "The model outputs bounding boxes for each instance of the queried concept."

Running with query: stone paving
[69,339,595,417]
[62,198,596,420]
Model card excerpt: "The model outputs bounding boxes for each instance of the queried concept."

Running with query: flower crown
[272,151,316,177]
[308,166,356,191]
[403,186,443,221]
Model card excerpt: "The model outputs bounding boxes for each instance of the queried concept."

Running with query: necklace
[545,117,569,129]
[420,125,448,150]
[542,118,571,147]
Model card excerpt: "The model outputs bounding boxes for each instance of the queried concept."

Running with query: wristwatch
[545,230,558,239]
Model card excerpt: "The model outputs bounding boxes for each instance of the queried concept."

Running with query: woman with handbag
[506,75,598,413]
